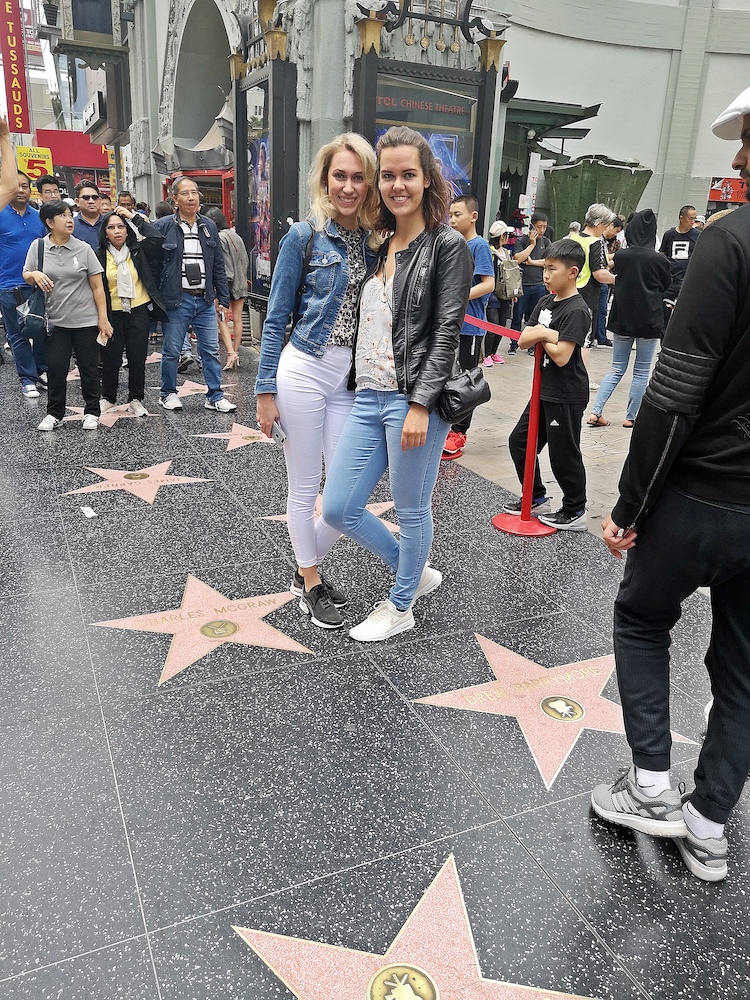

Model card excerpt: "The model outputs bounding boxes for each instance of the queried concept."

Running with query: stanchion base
[491,513,558,536]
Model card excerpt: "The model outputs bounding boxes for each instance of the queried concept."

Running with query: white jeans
[275,342,354,568]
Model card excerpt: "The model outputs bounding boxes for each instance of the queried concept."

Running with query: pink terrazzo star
[93,574,312,684]
[63,405,157,427]
[64,460,211,505]
[145,351,162,363]
[193,422,274,451]
[235,854,598,1000]
[416,635,695,788]
[174,379,236,398]
[262,493,399,534]
[66,366,80,382]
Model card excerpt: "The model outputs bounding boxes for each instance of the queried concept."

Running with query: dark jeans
[0,285,47,385]
[101,304,151,403]
[511,283,547,331]
[46,325,101,419]
[451,334,484,434]
[614,485,750,824]
[595,282,610,344]
[509,399,586,513]
[485,301,511,356]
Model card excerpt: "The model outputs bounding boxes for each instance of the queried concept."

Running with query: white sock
[683,800,725,841]
[635,766,672,796]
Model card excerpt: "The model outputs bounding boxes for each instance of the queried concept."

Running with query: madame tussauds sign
[0,0,30,133]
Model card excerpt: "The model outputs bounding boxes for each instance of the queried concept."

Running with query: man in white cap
[590,87,750,882]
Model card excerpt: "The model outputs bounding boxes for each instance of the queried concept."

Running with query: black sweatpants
[508,399,586,513]
[101,303,151,403]
[485,302,511,357]
[614,485,750,824]
[46,325,101,419]
[451,334,483,434]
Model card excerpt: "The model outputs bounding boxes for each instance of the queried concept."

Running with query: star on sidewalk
[174,379,236,398]
[262,493,399,534]
[193,422,274,451]
[145,351,162,363]
[63,405,157,427]
[235,854,598,1000]
[66,366,80,382]
[93,574,312,685]
[64,460,211,505]
[415,635,695,788]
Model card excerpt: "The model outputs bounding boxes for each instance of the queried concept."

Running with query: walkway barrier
[462,315,557,538]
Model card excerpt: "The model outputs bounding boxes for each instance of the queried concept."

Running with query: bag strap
[37,237,44,274]
[291,221,314,329]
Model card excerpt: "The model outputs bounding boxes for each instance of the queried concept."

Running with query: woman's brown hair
[375,126,451,232]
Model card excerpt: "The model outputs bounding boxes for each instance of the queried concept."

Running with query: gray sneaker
[290,570,348,608]
[675,829,728,882]
[591,766,688,837]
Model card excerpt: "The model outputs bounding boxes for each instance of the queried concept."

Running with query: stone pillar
[127,0,162,206]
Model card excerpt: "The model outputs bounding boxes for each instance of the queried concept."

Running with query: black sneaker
[507,343,518,355]
[290,570,348,608]
[299,584,344,629]
[502,496,551,516]
[177,354,193,372]
[600,339,613,348]
[538,508,588,531]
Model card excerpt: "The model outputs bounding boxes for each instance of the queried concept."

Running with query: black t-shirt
[659,226,700,297]
[525,292,591,404]
[514,233,551,286]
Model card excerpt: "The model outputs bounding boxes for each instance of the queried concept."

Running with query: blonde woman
[255,133,380,629]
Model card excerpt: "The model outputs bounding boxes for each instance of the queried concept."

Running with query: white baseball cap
[489,221,513,237]
[711,85,750,140]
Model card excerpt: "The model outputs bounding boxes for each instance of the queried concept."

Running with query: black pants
[485,302,511,356]
[46,325,101,419]
[101,304,151,403]
[451,335,483,434]
[614,485,750,824]
[508,399,586,513]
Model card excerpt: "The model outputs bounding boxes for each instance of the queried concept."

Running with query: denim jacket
[254,219,374,395]
[154,213,230,310]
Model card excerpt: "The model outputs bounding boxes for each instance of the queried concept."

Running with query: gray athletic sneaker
[591,766,688,837]
[675,830,728,882]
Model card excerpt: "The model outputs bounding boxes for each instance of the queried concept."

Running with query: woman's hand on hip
[256,393,279,439]
[401,403,429,451]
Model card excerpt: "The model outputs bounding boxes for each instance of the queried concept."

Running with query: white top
[355,271,398,392]
[179,219,206,290]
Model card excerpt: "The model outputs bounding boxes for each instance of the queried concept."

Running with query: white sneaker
[99,398,118,413]
[37,414,61,431]
[349,600,415,642]
[204,396,237,412]
[82,414,99,429]
[413,561,442,601]
[128,399,149,417]
[159,393,183,410]
[22,384,40,399]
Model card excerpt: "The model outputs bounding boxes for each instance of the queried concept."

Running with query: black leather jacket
[348,224,473,411]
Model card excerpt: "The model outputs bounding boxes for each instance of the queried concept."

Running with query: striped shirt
[179,219,206,290]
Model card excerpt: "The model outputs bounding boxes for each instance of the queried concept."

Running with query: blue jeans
[161,293,223,401]
[511,283,547,331]
[322,390,449,610]
[591,335,658,422]
[0,285,47,385]
[595,282,609,344]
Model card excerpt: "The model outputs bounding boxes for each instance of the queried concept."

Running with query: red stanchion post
[491,341,557,537]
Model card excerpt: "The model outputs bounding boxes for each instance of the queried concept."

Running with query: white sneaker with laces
[37,414,61,431]
[22,384,40,398]
[205,397,237,412]
[413,562,442,601]
[128,399,149,417]
[159,393,183,410]
[82,414,99,429]
[99,399,118,413]
[349,600,415,642]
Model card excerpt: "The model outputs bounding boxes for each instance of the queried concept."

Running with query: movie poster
[249,136,271,298]
[375,74,478,198]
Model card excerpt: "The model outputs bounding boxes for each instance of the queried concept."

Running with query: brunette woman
[322,126,473,642]
[96,206,166,416]
[255,134,381,629]
[23,200,113,430]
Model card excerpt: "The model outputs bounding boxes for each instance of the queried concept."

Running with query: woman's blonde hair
[307,133,381,246]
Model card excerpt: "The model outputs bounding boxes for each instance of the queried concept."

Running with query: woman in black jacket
[322,125,473,642]
[96,207,166,416]
[587,209,672,428]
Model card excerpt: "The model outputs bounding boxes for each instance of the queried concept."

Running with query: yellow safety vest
[567,231,596,289]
